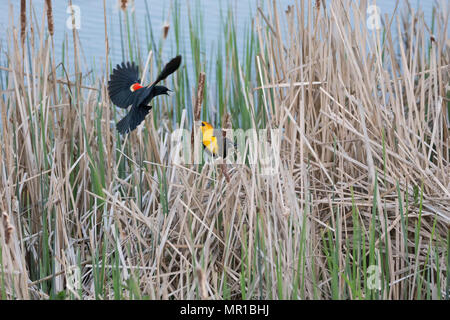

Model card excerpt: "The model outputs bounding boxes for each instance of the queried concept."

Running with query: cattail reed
[45,0,54,36]
[194,72,205,122]
[163,22,170,40]
[120,0,129,11]
[20,0,26,48]
[316,0,321,10]
[2,212,14,245]
[27,0,34,49]
[191,72,205,146]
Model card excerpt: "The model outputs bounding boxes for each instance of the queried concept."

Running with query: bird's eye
[201,122,205,126]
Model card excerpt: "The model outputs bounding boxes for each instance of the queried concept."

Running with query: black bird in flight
[108,55,182,134]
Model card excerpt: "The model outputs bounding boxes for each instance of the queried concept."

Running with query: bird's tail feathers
[154,55,182,84]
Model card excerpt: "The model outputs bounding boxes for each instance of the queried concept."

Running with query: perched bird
[108,55,182,134]
[200,121,235,159]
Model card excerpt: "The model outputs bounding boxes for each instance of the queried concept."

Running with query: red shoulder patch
[130,83,143,92]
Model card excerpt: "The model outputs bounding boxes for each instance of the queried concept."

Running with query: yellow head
[200,121,214,135]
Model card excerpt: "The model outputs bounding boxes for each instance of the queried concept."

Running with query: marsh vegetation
[0,0,449,299]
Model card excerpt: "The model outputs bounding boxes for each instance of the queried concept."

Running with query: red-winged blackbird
[108,55,182,134]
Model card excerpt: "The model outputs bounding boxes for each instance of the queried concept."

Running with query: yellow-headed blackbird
[108,55,182,134]
[200,121,235,159]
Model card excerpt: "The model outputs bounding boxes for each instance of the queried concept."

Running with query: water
[0,0,443,75]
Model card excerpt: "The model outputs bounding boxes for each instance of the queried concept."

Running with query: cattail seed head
[163,22,170,40]
[316,0,321,10]
[120,0,129,11]
[20,0,26,48]
[2,212,14,245]
[45,0,54,36]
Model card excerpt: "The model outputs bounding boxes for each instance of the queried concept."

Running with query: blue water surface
[0,0,443,75]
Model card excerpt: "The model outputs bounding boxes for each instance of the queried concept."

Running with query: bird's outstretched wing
[116,103,153,134]
[115,86,154,134]
[108,62,140,108]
